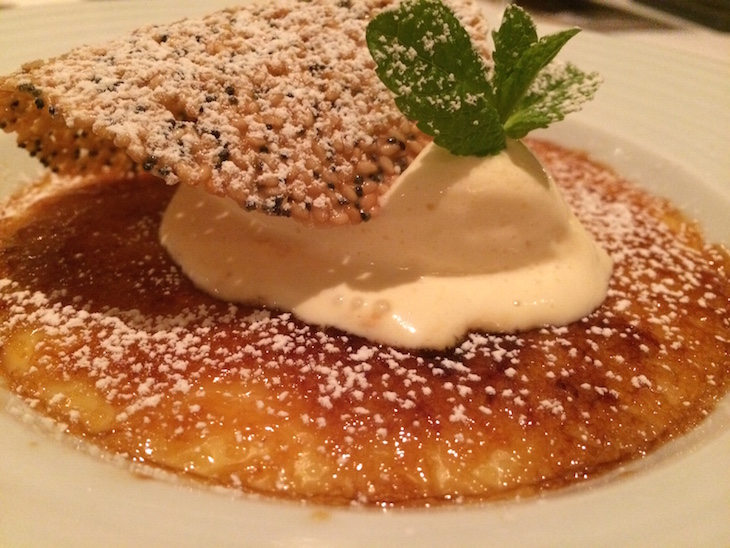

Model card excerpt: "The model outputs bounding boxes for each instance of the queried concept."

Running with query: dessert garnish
[368,0,600,157]
[367,0,601,156]
[161,0,611,348]
[0,0,433,226]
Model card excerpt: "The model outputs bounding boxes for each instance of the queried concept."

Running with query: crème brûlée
[0,0,729,506]
[1,139,728,505]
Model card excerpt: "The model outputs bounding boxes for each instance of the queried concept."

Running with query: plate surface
[0,2,728,546]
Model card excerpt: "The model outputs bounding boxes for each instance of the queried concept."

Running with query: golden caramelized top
[1,141,728,505]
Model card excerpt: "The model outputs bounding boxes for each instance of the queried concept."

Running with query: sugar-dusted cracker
[0,0,492,226]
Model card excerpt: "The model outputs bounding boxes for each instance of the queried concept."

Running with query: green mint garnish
[366,0,600,156]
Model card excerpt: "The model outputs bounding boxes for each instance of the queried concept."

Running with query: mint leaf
[367,0,599,157]
[504,62,601,138]
[397,92,505,155]
[366,0,490,96]
[491,5,537,97]
[495,27,580,122]
[366,0,505,155]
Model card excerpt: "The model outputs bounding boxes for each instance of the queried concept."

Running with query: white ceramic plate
[0,2,728,546]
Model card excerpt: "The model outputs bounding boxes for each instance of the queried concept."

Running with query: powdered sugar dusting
[0,0,489,226]
[0,140,728,505]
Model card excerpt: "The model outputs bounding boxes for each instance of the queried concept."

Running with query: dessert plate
[0,1,728,546]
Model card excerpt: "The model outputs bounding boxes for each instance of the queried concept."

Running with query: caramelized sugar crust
[0,141,728,506]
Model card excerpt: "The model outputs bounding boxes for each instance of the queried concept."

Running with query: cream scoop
[160,140,612,349]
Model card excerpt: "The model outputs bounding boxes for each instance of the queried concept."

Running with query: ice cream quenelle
[160,139,612,349]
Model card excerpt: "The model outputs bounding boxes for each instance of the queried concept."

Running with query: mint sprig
[366,0,600,156]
